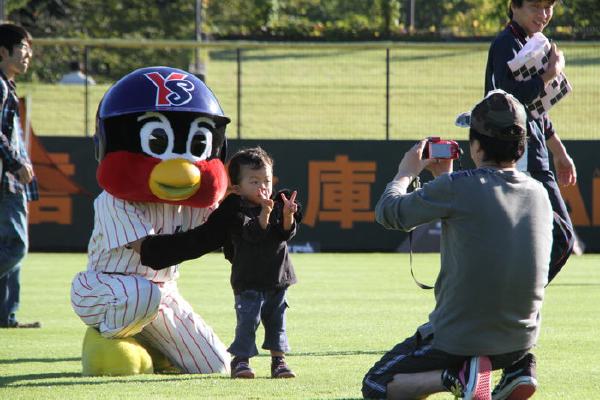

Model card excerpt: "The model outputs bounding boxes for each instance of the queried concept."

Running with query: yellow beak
[149,158,201,201]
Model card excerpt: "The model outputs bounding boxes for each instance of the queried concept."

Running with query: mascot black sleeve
[141,194,242,269]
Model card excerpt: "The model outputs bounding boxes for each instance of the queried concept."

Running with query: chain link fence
[23,39,600,140]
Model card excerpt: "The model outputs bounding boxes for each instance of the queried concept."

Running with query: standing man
[361,91,552,400]
[0,23,40,329]
[485,0,575,283]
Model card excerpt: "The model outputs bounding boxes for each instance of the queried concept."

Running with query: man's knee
[0,238,27,278]
[548,213,575,283]
[361,373,388,399]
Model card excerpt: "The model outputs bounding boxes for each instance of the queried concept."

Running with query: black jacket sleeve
[140,194,242,270]
[543,114,556,140]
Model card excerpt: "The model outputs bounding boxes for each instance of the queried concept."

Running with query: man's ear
[231,184,241,195]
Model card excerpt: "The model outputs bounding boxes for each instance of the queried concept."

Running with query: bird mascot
[70,66,232,376]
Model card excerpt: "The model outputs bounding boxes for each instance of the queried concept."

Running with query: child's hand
[260,198,275,213]
[259,198,274,230]
[281,191,298,216]
[281,191,298,232]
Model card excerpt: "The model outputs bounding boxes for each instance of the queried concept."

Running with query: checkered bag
[507,32,572,119]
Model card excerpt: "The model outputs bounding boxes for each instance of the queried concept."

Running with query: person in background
[59,60,96,85]
[485,0,575,283]
[0,23,40,329]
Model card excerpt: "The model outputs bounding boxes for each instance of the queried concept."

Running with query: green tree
[5,0,598,83]
[8,0,199,81]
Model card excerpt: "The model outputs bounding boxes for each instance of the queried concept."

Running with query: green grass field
[20,44,600,140]
[1,253,599,399]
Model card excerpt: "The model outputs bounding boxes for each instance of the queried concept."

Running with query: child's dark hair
[0,23,32,55]
[469,127,526,164]
[228,147,274,185]
[508,0,558,19]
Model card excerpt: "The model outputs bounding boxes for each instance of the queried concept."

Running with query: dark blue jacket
[484,21,554,172]
[0,70,38,200]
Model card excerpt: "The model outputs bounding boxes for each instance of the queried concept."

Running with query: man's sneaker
[492,353,537,400]
[0,321,41,328]
[271,356,296,378]
[442,356,492,400]
[230,357,255,379]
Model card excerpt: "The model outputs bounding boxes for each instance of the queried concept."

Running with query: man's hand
[553,152,577,187]
[395,139,434,180]
[425,158,453,177]
[15,163,34,184]
[542,42,565,85]
[547,134,577,187]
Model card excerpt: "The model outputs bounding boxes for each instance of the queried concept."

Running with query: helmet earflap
[94,98,106,162]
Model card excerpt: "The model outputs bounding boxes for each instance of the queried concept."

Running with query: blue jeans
[228,288,290,358]
[0,190,28,327]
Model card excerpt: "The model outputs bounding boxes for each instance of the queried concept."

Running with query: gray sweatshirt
[376,168,552,355]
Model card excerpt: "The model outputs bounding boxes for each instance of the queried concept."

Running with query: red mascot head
[94,66,230,207]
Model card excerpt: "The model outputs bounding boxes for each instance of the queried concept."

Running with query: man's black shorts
[361,327,529,399]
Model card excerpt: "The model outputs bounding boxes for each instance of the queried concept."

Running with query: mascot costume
[70,66,232,376]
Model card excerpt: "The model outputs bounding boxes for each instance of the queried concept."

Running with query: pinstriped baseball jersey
[72,190,230,374]
[137,280,230,374]
[71,273,230,373]
[71,271,162,339]
[87,191,213,283]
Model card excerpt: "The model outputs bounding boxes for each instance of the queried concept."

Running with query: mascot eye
[190,131,209,157]
[148,129,169,154]
[186,118,214,161]
[138,113,175,159]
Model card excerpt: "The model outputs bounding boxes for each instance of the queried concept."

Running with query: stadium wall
[29,137,600,253]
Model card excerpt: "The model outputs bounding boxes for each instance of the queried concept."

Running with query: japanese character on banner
[304,155,376,229]
[507,32,572,119]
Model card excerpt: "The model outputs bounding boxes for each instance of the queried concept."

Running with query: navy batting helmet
[95,66,230,161]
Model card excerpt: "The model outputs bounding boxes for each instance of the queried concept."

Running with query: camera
[421,137,461,160]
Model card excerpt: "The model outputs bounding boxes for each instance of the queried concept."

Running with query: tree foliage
[5,0,598,82]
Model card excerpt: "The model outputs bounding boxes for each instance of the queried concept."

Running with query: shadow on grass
[0,351,384,388]
[550,282,600,287]
[0,357,80,364]
[256,350,385,357]
[0,372,82,387]
[0,372,231,388]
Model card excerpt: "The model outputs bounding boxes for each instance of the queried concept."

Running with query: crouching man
[362,90,552,400]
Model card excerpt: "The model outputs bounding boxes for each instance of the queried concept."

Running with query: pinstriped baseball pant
[71,271,230,374]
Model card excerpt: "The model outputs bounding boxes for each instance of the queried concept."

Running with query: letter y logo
[144,72,195,106]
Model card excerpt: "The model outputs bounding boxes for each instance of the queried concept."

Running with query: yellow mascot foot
[81,327,154,376]
[134,334,182,374]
